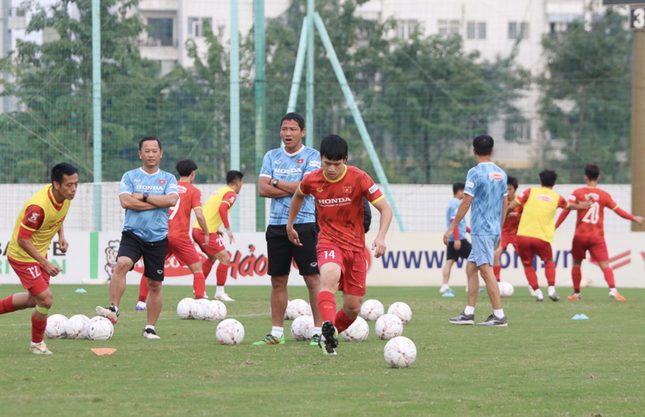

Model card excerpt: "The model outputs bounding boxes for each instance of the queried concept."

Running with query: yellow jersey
[193,185,237,232]
[516,187,569,243]
[8,185,71,263]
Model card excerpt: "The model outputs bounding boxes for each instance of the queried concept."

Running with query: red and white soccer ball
[290,315,314,341]
[340,317,370,342]
[286,298,309,320]
[204,300,227,322]
[177,298,194,320]
[190,300,207,320]
[387,302,412,324]
[45,314,68,339]
[499,282,514,297]
[66,314,90,339]
[216,319,245,345]
[384,336,417,368]
[375,314,403,340]
[88,316,114,340]
[360,299,384,321]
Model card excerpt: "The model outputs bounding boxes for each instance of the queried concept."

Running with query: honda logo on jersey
[488,172,504,181]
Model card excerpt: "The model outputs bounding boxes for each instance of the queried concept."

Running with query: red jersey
[503,204,523,235]
[168,181,203,240]
[299,165,384,252]
[567,187,618,238]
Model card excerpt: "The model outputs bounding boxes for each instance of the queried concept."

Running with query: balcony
[136,38,178,47]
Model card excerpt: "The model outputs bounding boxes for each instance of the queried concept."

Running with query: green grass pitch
[1,284,644,417]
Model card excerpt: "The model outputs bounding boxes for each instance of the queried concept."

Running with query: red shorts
[571,235,609,262]
[167,237,201,266]
[317,244,367,297]
[517,236,553,265]
[501,233,518,252]
[8,256,50,296]
[192,229,226,257]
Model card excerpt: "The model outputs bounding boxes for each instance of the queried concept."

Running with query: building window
[188,17,212,37]
[467,21,475,39]
[438,19,460,36]
[148,18,173,46]
[467,21,486,39]
[509,122,531,141]
[396,19,418,39]
[508,21,529,40]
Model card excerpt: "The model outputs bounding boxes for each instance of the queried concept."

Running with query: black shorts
[266,223,319,276]
[118,230,168,282]
[446,239,472,261]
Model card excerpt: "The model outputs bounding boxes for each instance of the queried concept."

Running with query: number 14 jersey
[568,187,619,238]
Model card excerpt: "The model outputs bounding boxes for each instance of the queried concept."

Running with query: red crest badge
[342,186,352,194]
[297,159,304,164]
[159,180,166,184]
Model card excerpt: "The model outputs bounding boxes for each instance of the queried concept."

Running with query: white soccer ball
[361,299,384,321]
[286,298,309,320]
[88,316,114,341]
[499,282,514,297]
[204,300,227,322]
[216,319,245,345]
[177,298,194,320]
[290,315,315,341]
[340,316,369,342]
[66,314,90,339]
[45,314,68,339]
[375,314,404,340]
[304,303,313,317]
[387,302,412,324]
[190,300,207,320]
[384,336,417,368]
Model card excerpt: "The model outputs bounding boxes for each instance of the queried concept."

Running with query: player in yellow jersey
[507,170,589,302]
[0,163,78,354]
[192,171,243,301]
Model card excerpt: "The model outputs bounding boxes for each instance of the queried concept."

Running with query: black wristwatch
[271,179,279,188]
[142,192,149,202]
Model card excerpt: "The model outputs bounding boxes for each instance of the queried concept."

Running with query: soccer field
[1,284,644,417]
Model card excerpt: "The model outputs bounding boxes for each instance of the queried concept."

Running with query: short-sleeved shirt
[193,185,237,232]
[119,168,178,242]
[503,203,523,236]
[299,165,384,252]
[260,145,321,225]
[568,187,618,238]
[445,198,467,242]
[168,181,203,240]
[464,162,508,236]
[516,187,569,243]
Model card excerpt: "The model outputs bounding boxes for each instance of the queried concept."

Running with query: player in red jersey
[287,134,393,355]
[555,163,643,302]
[493,176,524,285]
[137,159,210,307]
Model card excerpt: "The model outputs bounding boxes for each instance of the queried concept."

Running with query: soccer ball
[204,300,227,322]
[45,314,68,339]
[216,319,245,345]
[340,317,369,342]
[384,336,417,368]
[375,314,403,340]
[66,314,90,339]
[190,300,207,320]
[177,298,194,319]
[286,298,309,320]
[387,302,412,324]
[304,303,313,316]
[499,282,514,297]
[360,299,384,321]
[88,316,114,341]
[290,315,314,341]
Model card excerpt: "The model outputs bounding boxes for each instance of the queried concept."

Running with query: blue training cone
[572,314,589,320]
[75,288,87,293]
[442,292,455,298]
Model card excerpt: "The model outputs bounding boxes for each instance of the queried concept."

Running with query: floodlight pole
[254,0,266,232]
[92,0,101,233]
[287,18,308,114]
[632,29,645,231]
[230,0,240,232]
[306,0,314,147]
[314,13,406,232]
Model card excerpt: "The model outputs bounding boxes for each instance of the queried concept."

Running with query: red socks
[493,265,501,282]
[0,295,16,315]
[139,276,149,302]
[602,267,615,289]
[193,272,206,299]
[202,259,214,279]
[523,264,539,290]
[31,315,47,344]
[317,291,337,324]
[572,266,582,293]
[216,263,229,286]
[335,308,356,334]
[545,261,556,287]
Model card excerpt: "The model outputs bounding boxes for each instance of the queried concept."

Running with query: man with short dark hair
[96,137,178,339]
[287,134,393,355]
[0,163,78,354]
[253,112,323,346]
[555,163,643,301]
[441,182,471,294]
[508,169,589,302]
[192,170,244,301]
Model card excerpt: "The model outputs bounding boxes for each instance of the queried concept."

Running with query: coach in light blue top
[464,163,507,238]
[446,196,468,242]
